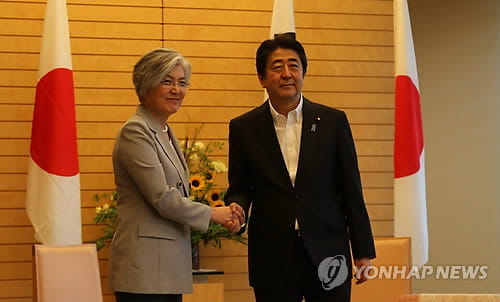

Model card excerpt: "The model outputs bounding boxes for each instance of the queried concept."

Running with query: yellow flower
[95,206,102,214]
[190,174,205,190]
[204,171,216,183]
[210,200,225,208]
[208,189,225,207]
[207,189,222,203]
[103,203,110,210]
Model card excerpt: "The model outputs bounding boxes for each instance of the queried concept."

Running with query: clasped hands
[210,203,245,233]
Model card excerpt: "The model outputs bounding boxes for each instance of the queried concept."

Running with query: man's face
[259,47,304,103]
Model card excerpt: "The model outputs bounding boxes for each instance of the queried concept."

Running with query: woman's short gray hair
[132,48,192,101]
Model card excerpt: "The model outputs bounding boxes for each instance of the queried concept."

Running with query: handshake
[210,202,245,234]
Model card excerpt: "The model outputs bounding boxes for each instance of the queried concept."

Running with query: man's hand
[229,203,245,225]
[224,203,245,233]
[354,258,372,284]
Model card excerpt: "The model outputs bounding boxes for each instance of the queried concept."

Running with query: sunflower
[210,200,225,208]
[207,189,222,203]
[190,175,205,190]
[204,171,216,183]
[208,189,225,207]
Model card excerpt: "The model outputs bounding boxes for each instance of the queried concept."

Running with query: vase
[191,241,200,270]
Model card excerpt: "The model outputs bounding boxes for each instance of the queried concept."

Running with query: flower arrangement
[93,139,246,250]
[93,192,117,250]
[182,139,246,248]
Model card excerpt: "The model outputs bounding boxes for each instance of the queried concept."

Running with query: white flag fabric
[269,0,296,38]
[393,0,429,266]
[26,0,82,245]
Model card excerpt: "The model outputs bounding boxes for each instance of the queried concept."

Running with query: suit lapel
[254,100,320,190]
[167,127,190,194]
[295,99,318,189]
[255,102,294,189]
[136,105,190,196]
[156,129,190,196]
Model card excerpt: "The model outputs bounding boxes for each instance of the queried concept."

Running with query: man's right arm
[224,119,252,233]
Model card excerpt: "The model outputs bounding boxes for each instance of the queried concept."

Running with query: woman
[108,48,241,302]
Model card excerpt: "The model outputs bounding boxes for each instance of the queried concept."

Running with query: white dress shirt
[269,95,303,230]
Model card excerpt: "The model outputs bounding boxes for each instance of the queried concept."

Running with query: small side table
[183,270,224,302]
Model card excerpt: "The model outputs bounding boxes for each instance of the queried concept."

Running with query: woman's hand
[210,206,233,224]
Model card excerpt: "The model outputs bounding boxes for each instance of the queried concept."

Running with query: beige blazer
[108,105,211,294]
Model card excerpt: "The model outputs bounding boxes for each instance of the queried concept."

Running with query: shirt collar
[269,94,303,122]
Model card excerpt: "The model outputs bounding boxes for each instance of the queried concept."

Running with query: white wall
[409,0,500,292]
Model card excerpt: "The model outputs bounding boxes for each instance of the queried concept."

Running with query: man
[225,35,376,301]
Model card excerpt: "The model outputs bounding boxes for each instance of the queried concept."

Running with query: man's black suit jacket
[225,98,376,289]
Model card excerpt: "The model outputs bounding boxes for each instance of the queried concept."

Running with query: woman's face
[142,64,187,122]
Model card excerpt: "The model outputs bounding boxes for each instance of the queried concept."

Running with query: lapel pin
[311,116,320,132]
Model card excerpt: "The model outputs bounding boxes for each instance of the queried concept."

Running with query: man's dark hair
[255,34,308,79]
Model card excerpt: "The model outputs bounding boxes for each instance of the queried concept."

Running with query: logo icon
[317,255,349,290]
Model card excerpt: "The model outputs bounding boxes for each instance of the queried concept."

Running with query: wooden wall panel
[0,0,394,301]
[4,87,369,106]
[0,186,394,209]
[0,104,395,125]
[166,0,391,15]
